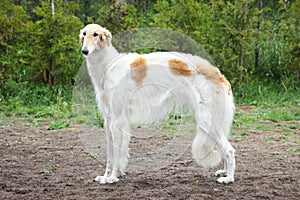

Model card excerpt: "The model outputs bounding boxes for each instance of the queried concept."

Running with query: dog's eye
[83,32,86,36]
[93,32,99,37]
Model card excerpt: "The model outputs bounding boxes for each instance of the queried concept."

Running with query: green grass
[47,119,70,130]
[0,83,72,128]
[233,106,300,133]
[231,130,249,136]
[0,80,299,136]
[234,79,299,106]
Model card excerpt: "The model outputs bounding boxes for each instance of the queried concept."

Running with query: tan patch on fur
[169,58,192,76]
[197,63,231,94]
[130,57,147,85]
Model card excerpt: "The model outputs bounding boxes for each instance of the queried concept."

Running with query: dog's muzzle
[81,47,89,55]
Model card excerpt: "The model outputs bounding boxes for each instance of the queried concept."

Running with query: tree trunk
[13,0,21,5]
[83,0,89,25]
[48,57,55,87]
[255,0,263,71]
[239,0,248,83]
[51,0,55,16]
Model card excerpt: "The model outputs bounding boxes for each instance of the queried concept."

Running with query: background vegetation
[0,0,299,122]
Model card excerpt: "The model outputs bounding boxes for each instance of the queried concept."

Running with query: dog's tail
[192,132,222,168]
[192,84,234,168]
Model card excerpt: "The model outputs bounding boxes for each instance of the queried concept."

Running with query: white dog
[79,24,236,184]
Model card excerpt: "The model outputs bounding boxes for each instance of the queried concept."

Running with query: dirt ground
[1,117,299,200]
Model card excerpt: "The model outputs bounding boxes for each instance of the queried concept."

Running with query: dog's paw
[217,176,234,184]
[106,176,119,184]
[94,176,108,184]
[215,170,227,177]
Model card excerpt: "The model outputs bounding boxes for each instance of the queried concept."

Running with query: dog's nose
[82,49,89,55]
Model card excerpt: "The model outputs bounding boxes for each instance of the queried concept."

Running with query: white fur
[79,24,236,184]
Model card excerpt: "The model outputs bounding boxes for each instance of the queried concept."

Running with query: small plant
[271,151,282,155]
[40,166,56,173]
[83,150,98,159]
[192,180,200,185]
[166,151,177,156]
[159,131,182,139]
[231,130,249,136]
[95,112,104,128]
[264,137,276,143]
[48,119,70,130]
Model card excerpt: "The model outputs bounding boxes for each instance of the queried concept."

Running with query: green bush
[0,0,299,117]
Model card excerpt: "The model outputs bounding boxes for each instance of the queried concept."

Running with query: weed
[48,119,70,130]
[40,166,56,173]
[159,131,182,139]
[231,130,249,136]
[83,150,98,159]
[289,147,300,152]
[271,151,282,155]
[192,180,200,185]
[166,151,177,156]
[252,123,276,131]
[154,150,162,155]
[95,112,104,128]
[278,133,292,140]
[264,137,276,143]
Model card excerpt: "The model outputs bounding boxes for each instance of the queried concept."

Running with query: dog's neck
[85,45,120,75]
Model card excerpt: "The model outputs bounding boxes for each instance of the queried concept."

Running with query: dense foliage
[0,0,299,106]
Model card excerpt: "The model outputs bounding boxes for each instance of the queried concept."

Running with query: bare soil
[1,117,299,200]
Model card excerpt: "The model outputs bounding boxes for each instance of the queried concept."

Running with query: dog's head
[79,24,112,56]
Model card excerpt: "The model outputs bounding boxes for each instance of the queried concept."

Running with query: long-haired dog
[79,24,236,184]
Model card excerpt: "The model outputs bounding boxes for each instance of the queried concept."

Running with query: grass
[0,83,72,128]
[233,106,299,133]
[0,80,299,138]
[47,119,70,130]
[234,79,299,107]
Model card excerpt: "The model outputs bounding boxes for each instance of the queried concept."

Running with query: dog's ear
[79,30,85,46]
[80,35,84,46]
[98,29,112,47]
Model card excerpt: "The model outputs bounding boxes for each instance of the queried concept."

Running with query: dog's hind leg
[119,122,131,176]
[215,137,235,184]
[214,94,235,183]
[215,161,227,177]
[192,82,235,184]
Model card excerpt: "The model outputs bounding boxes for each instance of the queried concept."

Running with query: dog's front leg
[95,118,113,184]
[95,120,122,184]
[103,121,122,183]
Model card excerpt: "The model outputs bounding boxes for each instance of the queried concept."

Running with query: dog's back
[104,52,232,125]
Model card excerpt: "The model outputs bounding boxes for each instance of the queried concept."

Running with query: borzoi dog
[79,24,236,184]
